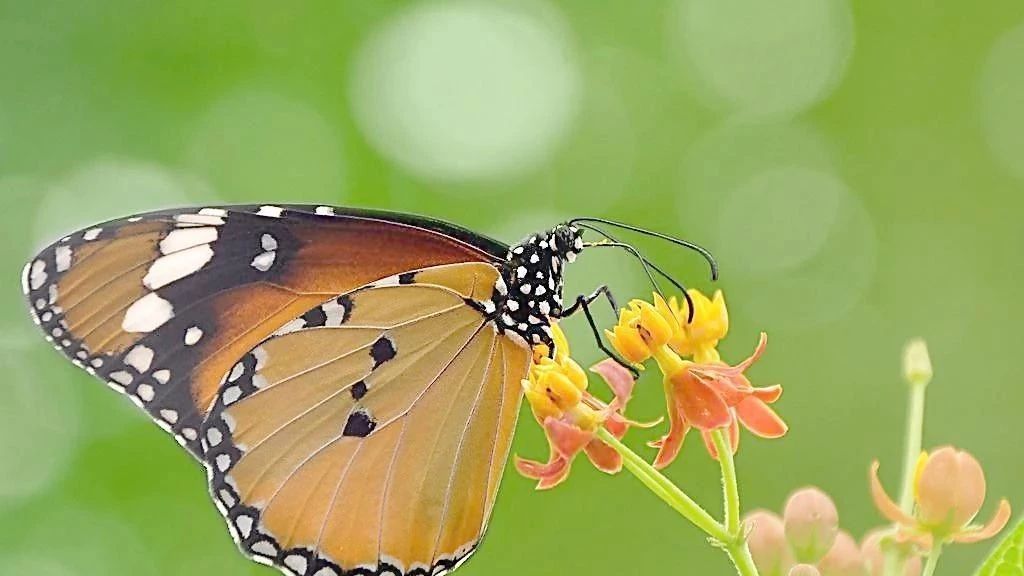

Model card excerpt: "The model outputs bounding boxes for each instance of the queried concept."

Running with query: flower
[666,289,729,363]
[784,488,840,564]
[515,323,645,489]
[747,510,796,576]
[860,529,921,576]
[607,290,786,466]
[870,446,1011,546]
[652,332,787,466]
[817,531,869,576]
[746,489,875,576]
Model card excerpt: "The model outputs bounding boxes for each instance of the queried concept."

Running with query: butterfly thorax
[490,223,583,348]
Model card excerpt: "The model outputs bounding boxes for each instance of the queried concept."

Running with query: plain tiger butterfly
[22,204,715,576]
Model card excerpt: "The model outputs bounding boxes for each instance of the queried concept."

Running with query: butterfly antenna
[577,223,696,322]
[570,217,719,281]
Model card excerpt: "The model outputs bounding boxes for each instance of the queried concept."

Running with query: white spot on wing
[144,244,214,289]
[153,369,171,384]
[176,213,224,226]
[83,228,103,241]
[198,207,228,217]
[285,555,308,574]
[125,345,155,373]
[250,251,276,272]
[55,245,73,272]
[159,227,218,254]
[29,260,47,291]
[256,205,285,218]
[184,326,203,346]
[315,206,335,215]
[137,384,155,402]
[122,293,175,333]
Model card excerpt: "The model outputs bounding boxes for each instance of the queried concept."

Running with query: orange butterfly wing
[23,205,506,456]
[201,262,530,576]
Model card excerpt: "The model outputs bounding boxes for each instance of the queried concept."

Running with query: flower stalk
[884,340,933,576]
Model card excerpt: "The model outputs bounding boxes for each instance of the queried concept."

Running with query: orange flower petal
[514,453,570,490]
[735,397,788,439]
[952,499,1012,544]
[752,384,783,404]
[870,461,915,526]
[584,439,623,474]
[651,390,689,469]
[590,358,635,410]
[674,371,732,430]
[544,417,593,459]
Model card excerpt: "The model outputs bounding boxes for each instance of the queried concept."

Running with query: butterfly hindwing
[23,205,504,456]
[201,262,530,576]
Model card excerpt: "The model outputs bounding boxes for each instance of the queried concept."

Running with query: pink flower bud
[789,565,822,576]
[860,529,921,576]
[817,531,868,576]
[915,447,986,532]
[784,487,840,563]
[746,510,795,576]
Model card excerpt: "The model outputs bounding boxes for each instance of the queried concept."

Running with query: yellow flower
[517,322,644,489]
[604,296,677,365]
[605,288,785,466]
[668,289,729,364]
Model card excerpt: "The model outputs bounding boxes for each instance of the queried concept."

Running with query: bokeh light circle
[674,0,854,117]
[716,167,845,276]
[980,21,1024,182]
[351,0,581,182]
[186,89,347,203]
[679,120,876,329]
[31,158,212,248]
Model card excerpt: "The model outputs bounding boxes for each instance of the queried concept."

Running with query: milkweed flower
[608,290,786,466]
[870,446,1011,547]
[860,529,922,576]
[515,323,646,489]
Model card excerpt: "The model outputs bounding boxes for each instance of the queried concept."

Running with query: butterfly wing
[23,205,506,456]
[201,262,529,576]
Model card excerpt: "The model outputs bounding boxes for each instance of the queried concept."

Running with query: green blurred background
[2,1,1023,574]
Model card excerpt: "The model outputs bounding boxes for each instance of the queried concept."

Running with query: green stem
[884,382,928,576]
[595,428,728,542]
[596,428,760,576]
[712,429,741,534]
[898,384,927,510]
[921,542,943,576]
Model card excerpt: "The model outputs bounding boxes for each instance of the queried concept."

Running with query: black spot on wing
[398,271,416,285]
[342,409,376,438]
[302,305,328,328]
[370,336,396,368]
[350,380,368,400]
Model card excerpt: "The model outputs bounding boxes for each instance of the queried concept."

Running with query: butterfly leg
[559,284,619,317]
[561,287,641,379]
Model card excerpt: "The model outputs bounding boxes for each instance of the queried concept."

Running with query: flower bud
[784,487,840,563]
[901,339,932,388]
[789,565,822,576]
[745,510,795,576]
[817,531,868,576]
[914,447,986,532]
[860,529,921,576]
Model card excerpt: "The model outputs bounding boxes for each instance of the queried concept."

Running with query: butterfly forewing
[23,205,503,456]
[201,263,530,576]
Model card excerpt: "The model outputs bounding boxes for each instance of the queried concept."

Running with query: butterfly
[22,204,715,576]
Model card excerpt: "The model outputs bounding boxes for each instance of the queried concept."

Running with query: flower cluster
[746,487,923,576]
[515,323,647,489]
[607,290,786,466]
